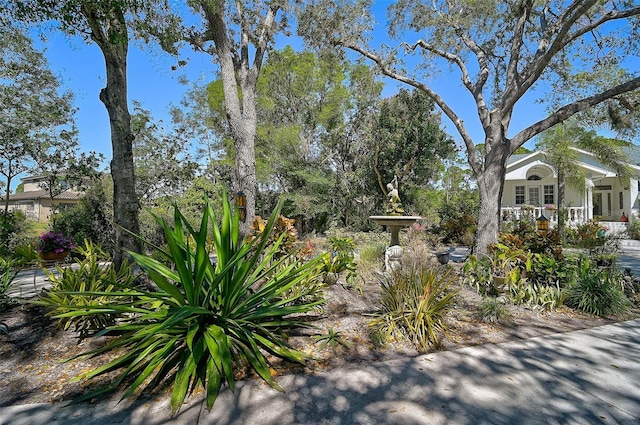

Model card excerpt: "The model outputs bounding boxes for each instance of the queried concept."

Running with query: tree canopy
[0,21,76,212]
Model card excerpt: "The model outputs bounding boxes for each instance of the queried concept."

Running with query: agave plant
[65,195,324,414]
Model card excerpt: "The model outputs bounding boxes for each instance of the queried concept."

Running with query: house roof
[1,189,83,202]
[507,144,640,176]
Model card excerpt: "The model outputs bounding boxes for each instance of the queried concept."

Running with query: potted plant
[36,231,75,261]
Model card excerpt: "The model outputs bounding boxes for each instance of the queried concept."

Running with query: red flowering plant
[36,231,75,254]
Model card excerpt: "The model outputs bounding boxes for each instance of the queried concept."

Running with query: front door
[593,192,603,216]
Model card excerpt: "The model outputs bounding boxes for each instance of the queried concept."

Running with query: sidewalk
[2,318,639,425]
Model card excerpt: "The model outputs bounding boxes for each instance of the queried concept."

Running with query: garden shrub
[64,195,324,414]
[440,213,476,246]
[0,258,19,307]
[564,257,630,317]
[53,183,114,249]
[0,211,27,257]
[370,263,457,351]
[627,219,640,241]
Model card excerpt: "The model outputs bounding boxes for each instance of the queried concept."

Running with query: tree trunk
[85,5,141,269]
[474,158,507,255]
[3,174,12,213]
[557,168,566,240]
[232,116,257,236]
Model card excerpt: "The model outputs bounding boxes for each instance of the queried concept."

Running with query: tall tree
[369,89,457,206]
[158,0,289,235]
[298,0,640,253]
[10,0,163,266]
[0,22,75,212]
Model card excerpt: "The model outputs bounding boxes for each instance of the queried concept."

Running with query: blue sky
[31,4,562,175]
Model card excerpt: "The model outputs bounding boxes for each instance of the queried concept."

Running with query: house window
[515,186,525,204]
[528,187,540,206]
[527,175,541,181]
[544,185,554,205]
[620,192,624,209]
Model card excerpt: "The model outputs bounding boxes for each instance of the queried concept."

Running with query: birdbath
[369,215,421,246]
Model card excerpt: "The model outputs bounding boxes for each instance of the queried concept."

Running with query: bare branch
[510,77,640,150]
[503,0,534,105]
[252,3,278,80]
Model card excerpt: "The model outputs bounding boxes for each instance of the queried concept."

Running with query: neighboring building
[1,174,84,222]
[501,146,640,233]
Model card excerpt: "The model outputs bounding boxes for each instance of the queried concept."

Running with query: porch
[500,205,630,234]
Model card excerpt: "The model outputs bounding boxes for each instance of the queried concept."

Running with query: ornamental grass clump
[370,263,457,351]
[65,194,324,414]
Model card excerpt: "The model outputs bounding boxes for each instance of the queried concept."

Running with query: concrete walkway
[1,319,639,424]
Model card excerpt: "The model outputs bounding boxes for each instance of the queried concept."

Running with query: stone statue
[385,175,404,215]
[385,245,403,272]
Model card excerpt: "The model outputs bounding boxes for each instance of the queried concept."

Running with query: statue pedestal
[369,216,421,246]
[369,215,421,271]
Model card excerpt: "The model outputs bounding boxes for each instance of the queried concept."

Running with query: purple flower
[36,231,75,253]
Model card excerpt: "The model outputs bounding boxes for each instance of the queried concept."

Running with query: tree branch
[352,41,482,175]
[252,2,278,81]
[510,76,640,150]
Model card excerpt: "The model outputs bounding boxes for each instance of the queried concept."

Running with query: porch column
[585,179,594,222]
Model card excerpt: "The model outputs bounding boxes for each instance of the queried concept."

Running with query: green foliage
[564,257,630,317]
[0,258,19,307]
[627,219,640,241]
[464,248,566,310]
[440,213,476,246]
[508,280,566,311]
[320,236,359,287]
[0,211,27,257]
[462,255,495,296]
[370,265,457,351]
[66,195,324,414]
[53,181,113,249]
[358,240,387,264]
[10,243,40,269]
[576,221,610,250]
[479,297,511,323]
[500,221,562,258]
[529,253,574,287]
[313,327,350,350]
[35,241,135,338]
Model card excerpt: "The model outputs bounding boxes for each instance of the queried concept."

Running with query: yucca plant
[64,195,324,414]
[370,264,457,351]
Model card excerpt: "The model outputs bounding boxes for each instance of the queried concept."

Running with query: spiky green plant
[63,195,324,414]
[0,258,18,307]
[35,240,135,338]
[564,257,630,317]
[370,264,457,351]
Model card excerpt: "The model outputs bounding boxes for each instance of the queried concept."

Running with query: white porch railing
[500,206,587,227]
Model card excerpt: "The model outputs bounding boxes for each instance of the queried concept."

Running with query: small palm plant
[65,194,324,414]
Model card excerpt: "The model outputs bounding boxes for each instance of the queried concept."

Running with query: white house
[501,146,640,232]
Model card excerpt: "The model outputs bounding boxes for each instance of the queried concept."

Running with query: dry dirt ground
[0,265,631,407]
